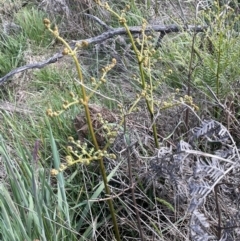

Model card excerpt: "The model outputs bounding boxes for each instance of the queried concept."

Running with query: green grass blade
[76,159,122,231]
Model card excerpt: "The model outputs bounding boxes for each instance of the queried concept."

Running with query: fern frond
[197,157,224,181]
[190,210,214,241]
[193,120,219,138]
[189,180,211,196]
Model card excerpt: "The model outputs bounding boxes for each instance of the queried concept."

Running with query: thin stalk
[47,30,98,149]
[185,32,197,129]
[216,41,222,98]
[72,54,99,148]
[125,132,144,241]
[71,52,121,241]
[215,3,223,119]
[123,22,159,148]
[103,6,159,147]
[72,51,121,241]
[45,22,121,241]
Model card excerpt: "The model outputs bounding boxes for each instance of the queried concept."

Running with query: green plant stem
[98,1,159,148]
[216,43,221,100]
[185,32,197,129]
[123,23,159,148]
[48,28,121,241]
[72,55,99,147]
[72,49,121,241]
[215,3,222,119]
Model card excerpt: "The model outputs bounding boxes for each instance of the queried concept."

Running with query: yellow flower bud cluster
[50,163,67,176]
[62,48,69,55]
[43,18,59,38]
[104,2,110,10]
[53,25,59,37]
[97,114,118,143]
[180,95,199,111]
[50,136,117,176]
[157,93,180,110]
[50,169,58,176]
[162,101,173,108]
[62,100,69,110]
[119,17,127,25]
[94,58,117,87]
[74,41,89,50]
[43,18,50,29]
[101,59,117,74]
[48,91,81,118]
[94,0,101,4]
[46,108,62,117]
[81,41,89,48]
[125,5,130,11]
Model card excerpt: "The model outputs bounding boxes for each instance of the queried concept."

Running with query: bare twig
[71,24,206,46]
[214,182,240,239]
[0,24,207,84]
[84,13,113,31]
[123,117,144,241]
[88,185,134,202]
[0,53,64,84]
[185,32,198,130]
[184,149,235,164]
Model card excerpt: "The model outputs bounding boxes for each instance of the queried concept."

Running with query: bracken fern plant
[193,2,240,99]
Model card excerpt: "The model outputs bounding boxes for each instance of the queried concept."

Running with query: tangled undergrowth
[0,0,240,241]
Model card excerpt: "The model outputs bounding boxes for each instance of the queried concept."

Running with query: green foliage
[0,32,26,77]
[0,136,78,241]
[2,0,240,240]
[0,129,121,240]
[33,66,77,102]
[14,7,52,46]
[0,6,53,77]
[156,197,174,212]
[156,3,240,101]
[192,4,240,98]
[108,0,152,27]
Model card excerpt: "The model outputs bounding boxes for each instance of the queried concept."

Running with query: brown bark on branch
[0,24,206,84]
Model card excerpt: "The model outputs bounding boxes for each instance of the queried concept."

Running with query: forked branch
[0,23,206,84]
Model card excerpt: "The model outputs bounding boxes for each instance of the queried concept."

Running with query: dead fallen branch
[0,53,64,84]
[0,24,207,84]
